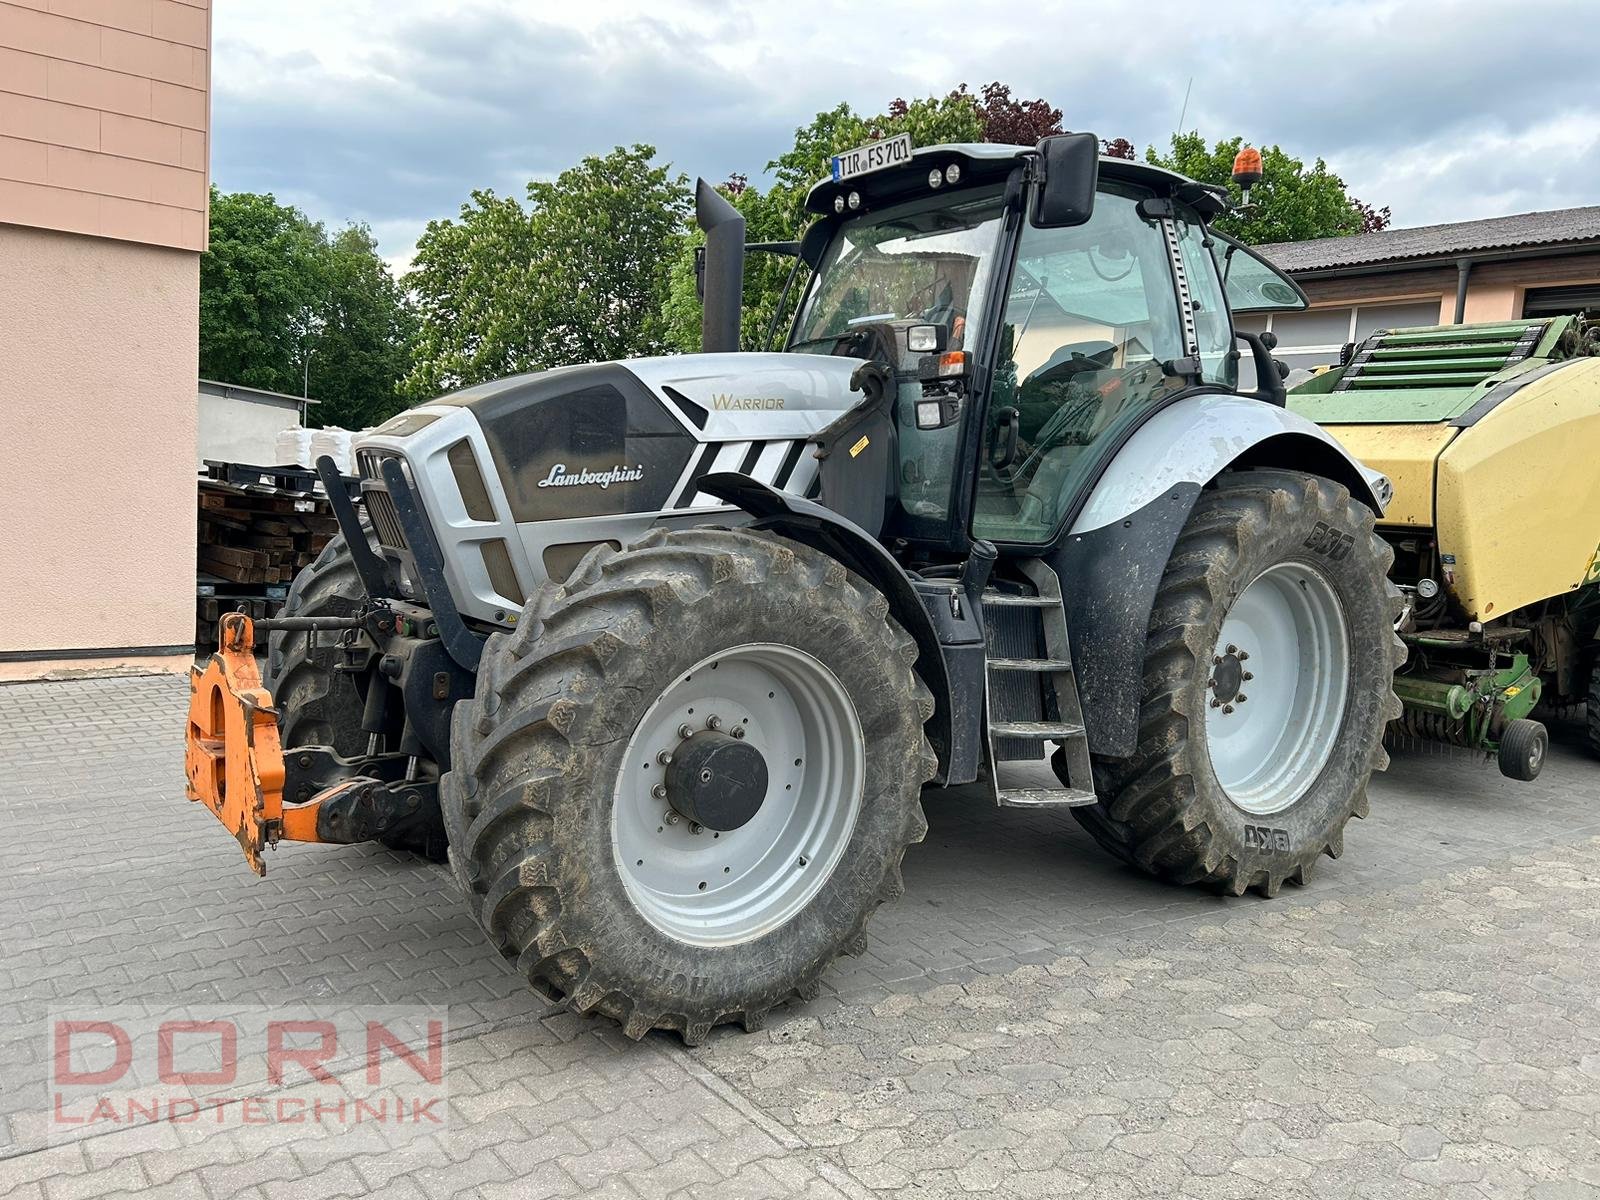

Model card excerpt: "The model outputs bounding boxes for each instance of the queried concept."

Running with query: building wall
[197,390,303,467]
[0,0,209,680]
[0,225,199,679]
[1296,251,1600,326]
[0,0,210,250]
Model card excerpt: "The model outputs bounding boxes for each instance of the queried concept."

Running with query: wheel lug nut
[689,822,703,836]
[657,750,673,765]
[664,809,680,825]
[1242,671,1253,681]
[1238,651,1249,661]
[1226,644,1238,655]
[1222,704,1234,715]
[1207,678,1217,688]
[651,784,667,800]
[1210,698,1222,708]
[1213,656,1223,666]
[731,726,745,740]
[706,714,722,731]
[678,723,694,739]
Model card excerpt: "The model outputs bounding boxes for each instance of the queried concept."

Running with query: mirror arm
[1235,330,1287,407]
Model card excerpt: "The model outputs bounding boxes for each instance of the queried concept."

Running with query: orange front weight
[185,613,322,874]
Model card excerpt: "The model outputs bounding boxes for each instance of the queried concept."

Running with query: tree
[405,145,690,397]
[311,226,417,429]
[1145,132,1389,244]
[958,81,1062,145]
[200,188,414,429]
[200,188,323,396]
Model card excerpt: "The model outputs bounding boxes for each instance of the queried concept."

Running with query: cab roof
[804,141,1227,219]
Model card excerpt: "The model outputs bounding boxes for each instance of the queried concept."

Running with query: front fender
[697,472,967,784]
[1054,394,1393,760]
[1071,394,1391,535]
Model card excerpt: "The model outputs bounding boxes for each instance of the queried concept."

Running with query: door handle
[990,407,1020,470]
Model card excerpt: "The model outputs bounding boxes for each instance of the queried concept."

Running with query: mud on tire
[1073,471,1405,897]
[439,527,936,1043]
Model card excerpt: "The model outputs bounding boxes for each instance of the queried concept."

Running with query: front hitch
[185,612,437,874]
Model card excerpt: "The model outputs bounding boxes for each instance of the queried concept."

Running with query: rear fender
[1053,394,1392,760]
[697,472,974,785]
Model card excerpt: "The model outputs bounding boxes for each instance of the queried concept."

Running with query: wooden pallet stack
[198,481,339,584]
[195,468,349,652]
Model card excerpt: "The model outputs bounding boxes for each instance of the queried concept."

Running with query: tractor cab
[779,139,1294,555]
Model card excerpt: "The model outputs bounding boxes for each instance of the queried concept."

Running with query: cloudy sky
[212,0,1600,269]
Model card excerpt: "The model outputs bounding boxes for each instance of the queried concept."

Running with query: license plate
[831,133,913,182]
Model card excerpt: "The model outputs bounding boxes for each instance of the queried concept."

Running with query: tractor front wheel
[1075,471,1404,897]
[439,527,936,1042]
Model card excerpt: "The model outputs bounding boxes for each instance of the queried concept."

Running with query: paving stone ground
[3,672,1600,1197]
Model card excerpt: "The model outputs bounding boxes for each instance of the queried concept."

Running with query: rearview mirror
[1031,133,1099,228]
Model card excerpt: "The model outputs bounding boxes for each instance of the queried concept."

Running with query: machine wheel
[1498,718,1548,781]
[1074,471,1405,897]
[265,533,368,755]
[439,527,936,1043]
[266,532,446,860]
[1585,661,1600,759]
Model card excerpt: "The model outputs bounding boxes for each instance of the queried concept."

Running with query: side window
[1214,233,1308,315]
[973,185,1186,545]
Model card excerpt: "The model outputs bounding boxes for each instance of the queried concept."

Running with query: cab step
[996,786,1098,809]
[990,720,1085,740]
[987,657,1073,673]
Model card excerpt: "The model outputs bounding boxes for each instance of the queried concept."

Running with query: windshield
[791,188,1007,533]
[791,188,1007,353]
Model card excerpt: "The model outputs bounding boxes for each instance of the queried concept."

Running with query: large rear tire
[1073,471,1404,897]
[439,527,936,1043]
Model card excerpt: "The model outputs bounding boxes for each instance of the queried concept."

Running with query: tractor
[187,133,1403,1042]
[1288,314,1600,779]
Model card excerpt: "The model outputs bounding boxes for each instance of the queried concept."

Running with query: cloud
[210,0,1600,262]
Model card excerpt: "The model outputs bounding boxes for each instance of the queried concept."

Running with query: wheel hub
[1208,645,1253,712]
[665,730,768,831]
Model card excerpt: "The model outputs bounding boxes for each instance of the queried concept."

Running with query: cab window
[973,184,1186,545]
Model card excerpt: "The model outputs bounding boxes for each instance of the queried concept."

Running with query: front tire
[439,527,936,1042]
[1074,471,1404,897]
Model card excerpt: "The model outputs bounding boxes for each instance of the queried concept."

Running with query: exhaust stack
[695,178,745,354]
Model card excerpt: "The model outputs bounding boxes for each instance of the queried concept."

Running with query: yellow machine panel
[1320,423,1459,530]
[1436,358,1600,620]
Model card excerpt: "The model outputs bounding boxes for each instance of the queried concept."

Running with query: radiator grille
[357,450,408,550]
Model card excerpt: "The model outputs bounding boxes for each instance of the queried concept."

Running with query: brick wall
[0,0,209,251]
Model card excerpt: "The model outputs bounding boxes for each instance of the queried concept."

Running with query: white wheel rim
[611,644,864,947]
[1204,561,1350,815]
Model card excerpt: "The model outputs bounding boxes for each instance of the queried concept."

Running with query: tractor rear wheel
[266,532,446,860]
[439,527,936,1042]
[1073,471,1404,897]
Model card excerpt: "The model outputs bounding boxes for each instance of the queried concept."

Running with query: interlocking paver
[5,675,1600,1196]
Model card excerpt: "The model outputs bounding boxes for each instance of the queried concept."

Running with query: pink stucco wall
[0,223,197,679]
